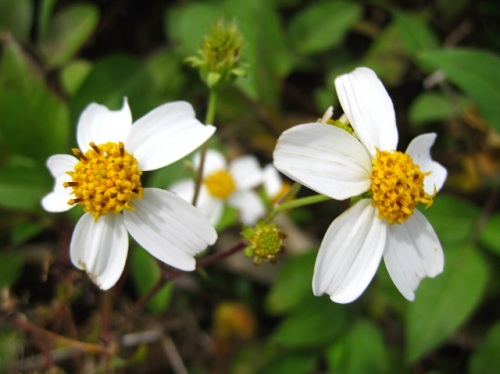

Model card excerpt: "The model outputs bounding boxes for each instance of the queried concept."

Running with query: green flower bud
[243,222,285,265]
[186,19,247,89]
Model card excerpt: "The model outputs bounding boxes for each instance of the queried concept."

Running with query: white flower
[263,164,291,204]
[170,149,265,226]
[273,67,447,303]
[42,99,218,290]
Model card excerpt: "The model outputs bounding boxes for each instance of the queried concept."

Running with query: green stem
[266,194,331,222]
[192,90,218,206]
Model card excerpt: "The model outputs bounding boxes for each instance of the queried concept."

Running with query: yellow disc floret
[64,141,143,221]
[370,148,433,225]
[204,169,236,199]
[243,222,285,265]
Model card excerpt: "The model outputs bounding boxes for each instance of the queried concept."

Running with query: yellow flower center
[204,169,236,199]
[243,223,284,265]
[64,141,143,221]
[369,149,432,225]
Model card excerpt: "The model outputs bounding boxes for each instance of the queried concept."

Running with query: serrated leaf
[394,11,439,57]
[469,321,500,374]
[418,49,500,132]
[39,3,99,68]
[409,92,471,126]
[422,195,480,246]
[265,251,316,315]
[406,245,489,362]
[478,213,500,255]
[131,247,173,316]
[0,0,33,43]
[289,1,361,55]
[0,36,70,160]
[325,320,389,374]
[270,296,347,348]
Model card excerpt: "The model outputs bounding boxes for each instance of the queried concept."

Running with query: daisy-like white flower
[273,67,447,303]
[263,164,292,204]
[42,99,217,290]
[170,149,265,226]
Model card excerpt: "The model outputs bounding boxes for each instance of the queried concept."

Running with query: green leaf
[259,351,317,374]
[288,1,361,55]
[469,321,500,374]
[0,252,24,288]
[144,50,187,103]
[0,164,52,212]
[270,296,347,348]
[60,59,93,97]
[422,195,480,246]
[394,11,439,57]
[38,0,57,40]
[0,36,70,160]
[406,245,489,362]
[409,92,471,126]
[265,251,316,315]
[131,247,173,316]
[11,220,47,245]
[39,3,99,68]
[363,22,409,87]
[325,320,389,374]
[478,213,500,255]
[0,0,33,43]
[418,49,500,132]
[70,54,156,123]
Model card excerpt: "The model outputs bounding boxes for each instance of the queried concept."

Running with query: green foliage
[325,320,390,374]
[478,213,500,255]
[130,246,173,316]
[39,3,99,68]
[0,252,23,288]
[418,49,500,132]
[265,250,316,315]
[469,321,500,374]
[0,0,33,42]
[288,1,361,55]
[409,92,471,126]
[406,245,489,362]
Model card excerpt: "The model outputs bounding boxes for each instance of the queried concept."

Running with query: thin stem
[192,90,218,206]
[266,194,331,222]
[127,239,246,319]
[13,315,107,355]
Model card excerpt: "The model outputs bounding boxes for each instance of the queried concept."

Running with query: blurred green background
[1,0,499,372]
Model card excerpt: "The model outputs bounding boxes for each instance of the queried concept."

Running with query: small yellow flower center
[243,223,284,265]
[204,169,236,199]
[64,141,143,221]
[370,149,432,225]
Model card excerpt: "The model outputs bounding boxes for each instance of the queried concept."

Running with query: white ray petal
[194,149,227,176]
[406,133,447,194]
[313,199,387,303]
[126,101,215,171]
[263,164,283,198]
[123,188,217,271]
[77,98,132,152]
[70,213,129,290]
[335,67,398,156]
[383,209,444,301]
[229,191,265,225]
[273,123,372,200]
[42,155,78,212]
[230,155,263,190]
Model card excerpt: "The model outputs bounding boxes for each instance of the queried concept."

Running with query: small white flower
[42,99,218,290]
[263,164,292,204]
[274,67,447,303]
[170,149,265,226]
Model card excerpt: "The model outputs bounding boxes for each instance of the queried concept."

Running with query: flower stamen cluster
[64,141,143,221]
[204,170,236,199]
[370,148,432,225]
[243,222,285,265]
